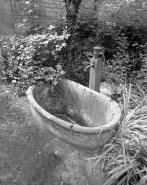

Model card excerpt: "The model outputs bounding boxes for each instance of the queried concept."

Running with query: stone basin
[26,79,121,150]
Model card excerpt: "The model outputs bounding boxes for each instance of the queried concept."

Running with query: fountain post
[85,46,104,92]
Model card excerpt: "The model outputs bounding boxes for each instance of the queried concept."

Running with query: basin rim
[26,80,121,134]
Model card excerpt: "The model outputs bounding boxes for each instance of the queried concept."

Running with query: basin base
[44,135,105,185]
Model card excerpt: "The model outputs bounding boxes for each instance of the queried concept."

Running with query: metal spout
[84,63,94,72]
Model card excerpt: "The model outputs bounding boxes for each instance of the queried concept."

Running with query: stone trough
[26,79,121,150]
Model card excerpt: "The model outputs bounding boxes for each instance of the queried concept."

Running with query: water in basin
[34,81,114,128]
[54,114,79,125]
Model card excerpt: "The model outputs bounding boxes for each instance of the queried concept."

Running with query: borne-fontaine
[26,47,121,150]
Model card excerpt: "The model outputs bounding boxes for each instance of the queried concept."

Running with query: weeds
[91,84,147,185]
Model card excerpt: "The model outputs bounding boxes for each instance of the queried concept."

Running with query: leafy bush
[1,26,68,94]
[57,17,104,86]
[98,0,147,28]
[103,25,147,91]
[59,17,147,90]
[2,15,147,94]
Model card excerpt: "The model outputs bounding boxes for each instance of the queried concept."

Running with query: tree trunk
[64,0,82,23]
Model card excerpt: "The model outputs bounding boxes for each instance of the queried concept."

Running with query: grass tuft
[91,84,147,185]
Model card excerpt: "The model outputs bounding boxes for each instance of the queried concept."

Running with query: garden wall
[0,0,95,35]
[0,0,15,35]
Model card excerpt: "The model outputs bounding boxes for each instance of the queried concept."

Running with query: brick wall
[39,0,64,24]
[0,0,95,35]
[0,0,14,35]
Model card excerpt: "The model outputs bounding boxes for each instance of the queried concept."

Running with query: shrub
[59,17,147,90]
[57,17,102,86]
[103,25,147,91]
[1,26,69,95]
[2,17,147,94]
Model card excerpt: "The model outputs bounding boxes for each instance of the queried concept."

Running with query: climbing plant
[63,0,82,23]
[17,0,39,33]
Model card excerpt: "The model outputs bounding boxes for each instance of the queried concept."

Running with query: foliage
[89,84,147,185]
[2,17,147,93]
[1,26,68,95]
[1,0,147,95]
[88,0,147,90]
[56,16,100,86]
[57,16,147,90]
[16,0,39,33]
[63,0,82,22]
[103,25,147,91]
[98,0,147,27]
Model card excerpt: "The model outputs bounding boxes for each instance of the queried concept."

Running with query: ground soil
[0,71,104,185]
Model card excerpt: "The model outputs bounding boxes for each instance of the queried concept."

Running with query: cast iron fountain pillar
[85,46,104,92]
